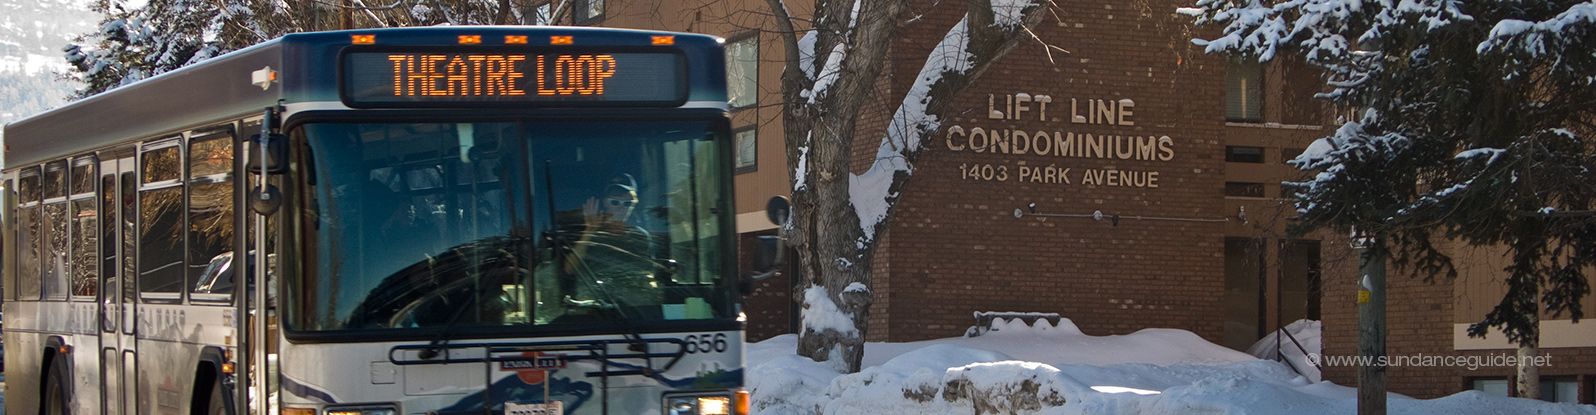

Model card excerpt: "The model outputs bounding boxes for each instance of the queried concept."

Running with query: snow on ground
[748,317,1596,415]
[1247,319,1322,382]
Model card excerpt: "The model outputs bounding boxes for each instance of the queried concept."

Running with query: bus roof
[3,26,725,169]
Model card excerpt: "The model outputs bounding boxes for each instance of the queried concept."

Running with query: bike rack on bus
[388,338,688,414]
[388,338,687,376]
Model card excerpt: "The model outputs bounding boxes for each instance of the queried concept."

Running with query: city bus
[2,26,747,415]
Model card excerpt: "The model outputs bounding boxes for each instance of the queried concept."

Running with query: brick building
[542,0,1596,402]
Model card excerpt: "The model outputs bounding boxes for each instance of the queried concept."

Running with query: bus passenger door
[98,151,137,415]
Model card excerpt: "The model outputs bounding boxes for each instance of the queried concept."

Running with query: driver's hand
[582,197,606,230]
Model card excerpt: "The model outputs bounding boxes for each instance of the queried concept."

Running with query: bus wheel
[42,356,70,415]
[205,378,228,415]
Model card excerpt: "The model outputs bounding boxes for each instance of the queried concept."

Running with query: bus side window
[70,156,99,299]
[18,167,42,301]
[188,132,235,300]
[43,160,69,300]
[139,140,186,300]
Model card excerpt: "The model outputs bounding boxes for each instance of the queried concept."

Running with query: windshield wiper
[416,254,475,360]
[403,238,527,360]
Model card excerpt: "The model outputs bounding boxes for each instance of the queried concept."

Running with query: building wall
[863,0,1232,342]
[1322,238,1596,401]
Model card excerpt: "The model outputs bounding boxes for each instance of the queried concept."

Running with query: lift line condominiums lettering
[341,51,685,106]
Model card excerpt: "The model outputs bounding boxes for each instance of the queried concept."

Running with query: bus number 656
[683,334,729,354]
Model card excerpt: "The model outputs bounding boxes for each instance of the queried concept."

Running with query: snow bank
[748,318,1596,415]
[1247,319,1322,381]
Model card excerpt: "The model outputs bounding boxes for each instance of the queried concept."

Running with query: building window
[735,128,757,174]
[1225,182,1265,198]
[1227,58,1263,122]
[523,2,552,25]
[1225,146,1264,163]
[575,0,603,24]
[1541,376,1581,403]
[1471,378,1509,397]
[726,34,758,109]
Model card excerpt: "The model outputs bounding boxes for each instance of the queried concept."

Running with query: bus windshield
[292,120,732,332]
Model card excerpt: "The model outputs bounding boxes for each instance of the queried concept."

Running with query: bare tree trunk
[788,88,881,373]
[1517,296,1540,399]
[765,0,1049,373]
[340,0,353,29]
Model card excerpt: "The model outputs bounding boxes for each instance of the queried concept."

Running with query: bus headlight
[324,405,398,415]
[663,393,736,415]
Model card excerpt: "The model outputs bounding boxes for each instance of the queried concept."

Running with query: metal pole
[235,140,252,415]
[1356,241,1386,415]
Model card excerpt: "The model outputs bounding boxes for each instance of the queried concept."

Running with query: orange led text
[536,54,616,96]
[388,54,528,96]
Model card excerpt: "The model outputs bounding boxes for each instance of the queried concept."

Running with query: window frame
[1225,146,1264,163]
[575,0,604,25]
[522,1,553,25]
[1224,182,1266,198]
[725,32,760,110]
[1226,58,1264,123]
[1470,377,1510,397]
[186,129,237,304]
[733,126,758,174]
[1540,376,1582,404]
[68,155,100,301]
[17,166,43,301]
[137,137,188,303]
[42,160,71,301]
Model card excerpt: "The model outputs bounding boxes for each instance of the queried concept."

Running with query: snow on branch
[807,41,849,104]
[1188,0,1473,63]
[798,30,818,80]
[1186,0,1290,60]
[849,16,976,242]
[1477,2,1596,82]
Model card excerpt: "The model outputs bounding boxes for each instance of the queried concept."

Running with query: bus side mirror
[744,196,790,293]
[756,196,791,274]
[248,132,286,215]
[247,133,287,174]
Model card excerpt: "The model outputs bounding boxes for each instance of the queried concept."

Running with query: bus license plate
[505,402,562,415]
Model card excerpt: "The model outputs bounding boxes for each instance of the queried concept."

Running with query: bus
[3,26,747,415]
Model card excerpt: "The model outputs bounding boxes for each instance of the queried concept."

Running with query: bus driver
[562,174,666,311]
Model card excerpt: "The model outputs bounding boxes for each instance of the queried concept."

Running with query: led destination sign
[341,50,686,106]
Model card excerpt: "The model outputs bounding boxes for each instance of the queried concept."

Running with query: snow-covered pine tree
[64,0,141,98]
[64,0,230,98]
[65,0,537,99]
[1183,0,1596,398]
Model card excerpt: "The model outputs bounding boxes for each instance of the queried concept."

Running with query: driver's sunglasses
[606,198,637,208]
